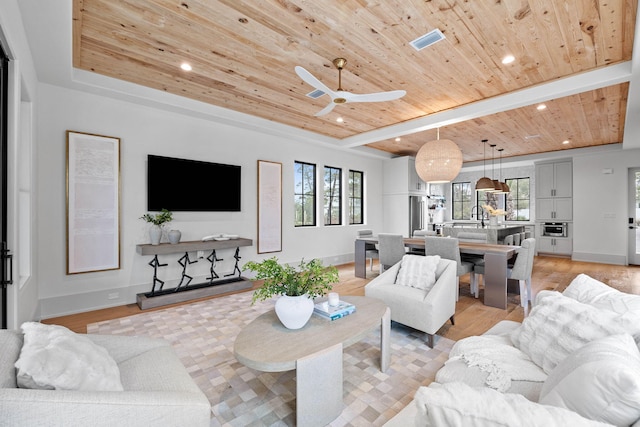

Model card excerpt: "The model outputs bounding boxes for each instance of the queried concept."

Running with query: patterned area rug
[88,292,454,426]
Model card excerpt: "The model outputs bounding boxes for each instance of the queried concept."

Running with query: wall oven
[542,222,568,237]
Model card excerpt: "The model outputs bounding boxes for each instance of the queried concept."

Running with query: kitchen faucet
[471,206,487,228]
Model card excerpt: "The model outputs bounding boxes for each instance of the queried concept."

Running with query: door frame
[628,168,640,266]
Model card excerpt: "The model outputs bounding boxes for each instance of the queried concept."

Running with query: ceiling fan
[295,58,406,117]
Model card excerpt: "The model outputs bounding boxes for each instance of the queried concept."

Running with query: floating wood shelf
[136,238,253,255]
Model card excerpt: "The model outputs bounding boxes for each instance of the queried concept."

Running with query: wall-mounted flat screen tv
[147,155,241,212]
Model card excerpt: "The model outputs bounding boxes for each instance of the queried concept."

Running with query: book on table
[313,300,356,320]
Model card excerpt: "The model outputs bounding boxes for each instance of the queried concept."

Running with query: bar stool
[512,233,521,246]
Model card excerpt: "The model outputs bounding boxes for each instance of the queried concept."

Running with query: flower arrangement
[243,257,339,303]
[482,205,507,217]
[139,208,173,226]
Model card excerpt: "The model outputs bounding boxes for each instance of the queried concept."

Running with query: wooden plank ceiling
[72,0,636,162]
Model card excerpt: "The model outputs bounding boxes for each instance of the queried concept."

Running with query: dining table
[355,237,520,310]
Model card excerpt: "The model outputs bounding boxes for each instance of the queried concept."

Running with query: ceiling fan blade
[345,90,406,103]
[314,102,336,117]
[295,66,335,97]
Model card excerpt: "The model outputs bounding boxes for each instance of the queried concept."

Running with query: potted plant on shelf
[140,208,173,245]
[243,257,339,329]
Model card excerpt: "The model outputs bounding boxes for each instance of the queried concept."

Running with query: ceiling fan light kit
[415,129,463,184]
[295,58,406,116]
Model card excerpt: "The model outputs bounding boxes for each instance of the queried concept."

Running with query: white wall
[36,83,384,318]
[572,148,640,265]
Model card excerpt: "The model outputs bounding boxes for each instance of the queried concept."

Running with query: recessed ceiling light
[180,62,192,71]
[395,137,401,142]
[537,104,547,111]
[336,117,344,123]
[562,140,570,145]
[501,55,515,64]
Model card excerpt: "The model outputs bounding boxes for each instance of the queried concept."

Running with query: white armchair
[365,256,457,348]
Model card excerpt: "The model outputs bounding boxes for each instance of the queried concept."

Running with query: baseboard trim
[571,252,627,266]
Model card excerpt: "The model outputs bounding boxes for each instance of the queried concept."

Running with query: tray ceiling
[72,0,636,161]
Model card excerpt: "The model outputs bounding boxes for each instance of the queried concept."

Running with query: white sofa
[385,273,640,426]
[0,328,211,426]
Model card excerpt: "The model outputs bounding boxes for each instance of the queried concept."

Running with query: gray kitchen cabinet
[537,236,572,255]
[536,197,572,221]
[536,161,572,198]
[383,156,426,194]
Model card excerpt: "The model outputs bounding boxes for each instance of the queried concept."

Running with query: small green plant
[139,208,173,226]
[243,257,339,303]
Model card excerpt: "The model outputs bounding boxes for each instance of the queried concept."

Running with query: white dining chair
[424,236,476,300]
[378,233,406,273]
[356,229,379,271]
[473,238,536,306]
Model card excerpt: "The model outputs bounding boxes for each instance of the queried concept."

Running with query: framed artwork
[257,160,282,253]
[66,130,121,274]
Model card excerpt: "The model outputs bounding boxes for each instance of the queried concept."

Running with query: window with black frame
[505,177,530,221]
[324,166,342,225]
[348,170,364,225]
[452,182,471,220]
[294,161,316,227]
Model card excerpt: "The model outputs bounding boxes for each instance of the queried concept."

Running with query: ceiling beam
[339,62,633,149]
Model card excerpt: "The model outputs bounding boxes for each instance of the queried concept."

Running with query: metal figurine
[206,250,223,284]
[174,252,198,292]
[148,255,168,295]
[224,247,242,278]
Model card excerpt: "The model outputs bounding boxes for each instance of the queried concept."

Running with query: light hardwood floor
[43,256,640,342]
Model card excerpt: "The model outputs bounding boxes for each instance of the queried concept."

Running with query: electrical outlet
[107,292,119,300]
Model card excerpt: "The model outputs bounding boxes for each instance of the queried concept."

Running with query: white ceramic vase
[489,215,498,227]
[274,294,314,329]
[168,229,181,244]
[149,225,162,245]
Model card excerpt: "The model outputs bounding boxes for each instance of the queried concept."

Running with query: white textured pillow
[539,334,640,426]
[511,291,640,374]
[395,255,440,291]
[15,322,123,391]
[414,382,612,426]
[563,273,640,315]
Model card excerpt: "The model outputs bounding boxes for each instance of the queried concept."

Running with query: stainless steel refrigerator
[409,195,427,237]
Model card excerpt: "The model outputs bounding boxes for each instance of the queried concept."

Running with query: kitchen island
[443,223,525,244]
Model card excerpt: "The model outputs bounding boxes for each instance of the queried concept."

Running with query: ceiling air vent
[410,29,445,51]
[306,89,325,99]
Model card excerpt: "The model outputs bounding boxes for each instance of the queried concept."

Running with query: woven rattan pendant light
[415,128,463,183]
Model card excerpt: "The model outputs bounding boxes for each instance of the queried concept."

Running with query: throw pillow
[510,290,640,374]
[413,382,612,426]
[394,254,440,291]
[539,334,640,426]
[563,273,640,315]
[15,322,123,391]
